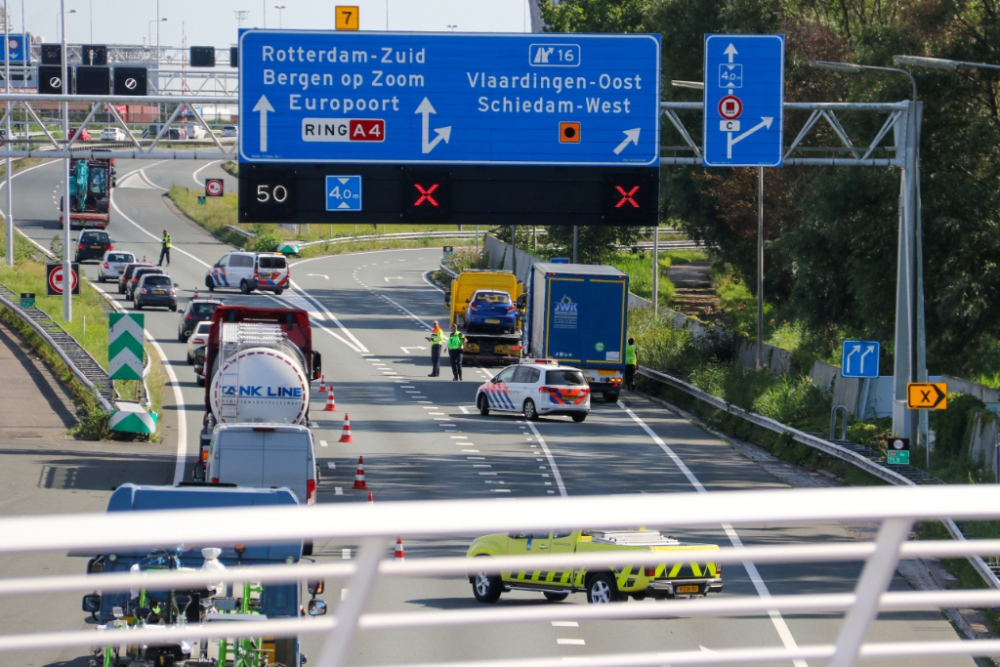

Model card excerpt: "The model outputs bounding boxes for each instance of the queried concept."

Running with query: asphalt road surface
[0,157,973,667]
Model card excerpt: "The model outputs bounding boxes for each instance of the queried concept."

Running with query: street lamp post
[809,60,926,459]
[56,8,76,42]
[894,55,1000,72]
[149,17,167,54]
[60,0,71,321]
[274,5,286,28]
[4,0,11,267]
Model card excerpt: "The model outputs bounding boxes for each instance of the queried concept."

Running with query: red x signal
[414,183,440,207]
[615,185,640,208]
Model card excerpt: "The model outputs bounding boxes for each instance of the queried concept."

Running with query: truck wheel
[523,399,539,421]
[587,574,625,604]
[205,276,215,291]
[472,570,502,603]
[478,394,490,416]
[240,279,251,294]
[605,392,620,403]
[543,592,569,602]
[274,288,284,296]
[197,376,205,387]
[572,413,587,423]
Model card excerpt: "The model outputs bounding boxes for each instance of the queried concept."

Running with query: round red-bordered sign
[7,38,19,52]
[48,266,78,295]
[718,95,743,120]
[205,178,224,197]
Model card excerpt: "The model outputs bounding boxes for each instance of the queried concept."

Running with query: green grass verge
[221,161,238,178]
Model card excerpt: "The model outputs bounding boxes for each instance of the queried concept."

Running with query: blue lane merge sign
[325,175,362,211]
[841,340,880,379]
[238,31,661,166]
[702,34,784,168]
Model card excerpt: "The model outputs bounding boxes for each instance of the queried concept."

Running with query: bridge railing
[4,486,1000,666]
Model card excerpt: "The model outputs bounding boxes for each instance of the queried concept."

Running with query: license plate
[677,585,700,594]
[116,268,124,273]
[153,289,166,295]
[91,245,102,249]
[486,319,500,323]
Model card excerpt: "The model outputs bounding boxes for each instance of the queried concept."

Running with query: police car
[205,251,289,295]
[476,360,590,422]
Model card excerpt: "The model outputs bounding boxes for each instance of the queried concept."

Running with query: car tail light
[645,566,657,577]
[78,243,85,249]
[103,262,109,269]
[140,288,147,294]
[210,477,219,484]
[192,337,204,345]
[108,244,114,250]
[185,313,194,320]
[170,289,176,296]
[582,387,590,395]
[507,303,516,312]
[253,266,260,280]
[539,387,552,394]
[307,478,317,505]
[469,302,478,311]
[251,427,275,432]
[201,449,210,462]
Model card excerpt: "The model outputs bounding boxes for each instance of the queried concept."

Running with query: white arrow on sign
[253,95,274,152]
[726,117,773,159]
[859,344,875,372]
[401,346,427,354]
[845,344,861,372]
[724,43,738,63]
[416,98,451,154]
[613,128,641,155]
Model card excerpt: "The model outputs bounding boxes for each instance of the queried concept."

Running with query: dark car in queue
[73,230,115,263]
[134,274,178,311]
[119,262,153,295]
[178,298,223,341]
[128,267,165,300]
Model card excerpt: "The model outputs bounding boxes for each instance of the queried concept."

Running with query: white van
[206,251,290,295]
[206,423,318,504]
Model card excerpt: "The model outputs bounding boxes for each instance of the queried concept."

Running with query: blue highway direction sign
[841,339,880,379]
[239,31,660,166]
[326,175,362,211]
[703,34,784,167]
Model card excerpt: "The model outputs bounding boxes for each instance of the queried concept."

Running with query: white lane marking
[557,639,585,646]
[478,472,497,476]
[472,464,491,468]
[341,588,349,600]
[492,489,511,493]
[289,282,370,353]
[327,462,336,469]
[265,292,361,353]
[320,440,328,447]
[307,274,330,280]
[618,402,808,667]
[335,487,344,496]
[139,169,168,190]
[451,435,467,439]
[459,406,469,414]
[91,283,188,485]
[524,421,568,497]
[428,412,445,415]
[375,291,433,329]
[111,197,210,270]
[467,457,485,460]
[462,449,480,453]
[192,159,222,187]
[552,621,578,627]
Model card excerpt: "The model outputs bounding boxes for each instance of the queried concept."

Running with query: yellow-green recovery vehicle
[467,529,722,604]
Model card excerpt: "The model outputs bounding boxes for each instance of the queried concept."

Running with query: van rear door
[217,429,265,487]
[261,430,312,503]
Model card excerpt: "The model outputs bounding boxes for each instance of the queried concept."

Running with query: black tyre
[178,331,186,343]
[117,283,123,294]
[134,302,142,310]
[605,392,620,403]
[240,279,251,295]
[478,394,490,416]
[205,276,215,292]
[523,399,539,421]
[196,376,205,387]
[543,592,569,602]
[170,305,177,312]
[274,288,284,296]
[187,354,194,365]
[472,569,503,604]
[587,574,625,604]
[572,413,587,423]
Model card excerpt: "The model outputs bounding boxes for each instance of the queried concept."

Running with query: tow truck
[444,270,525,365]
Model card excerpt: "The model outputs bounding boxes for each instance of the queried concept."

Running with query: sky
[17,0,534,48]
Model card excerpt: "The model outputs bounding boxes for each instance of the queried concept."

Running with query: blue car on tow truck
[81,484,325,667]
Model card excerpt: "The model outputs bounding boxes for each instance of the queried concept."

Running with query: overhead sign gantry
[237,30,661,225]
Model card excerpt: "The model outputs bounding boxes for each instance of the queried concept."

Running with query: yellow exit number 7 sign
[336,5,360,30]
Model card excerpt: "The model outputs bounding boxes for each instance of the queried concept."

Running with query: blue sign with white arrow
[1,34,30,64]
[841,340,880,379]
[702,34,784,168]
[238,30,661,166]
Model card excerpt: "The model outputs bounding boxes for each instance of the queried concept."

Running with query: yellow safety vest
[431,329,446,346]
[448,332,465,350]
[163,235,172,249]
[625,344,637,365]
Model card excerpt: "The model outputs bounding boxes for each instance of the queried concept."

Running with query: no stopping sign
[205,178,224,197]
[718,95,743,120]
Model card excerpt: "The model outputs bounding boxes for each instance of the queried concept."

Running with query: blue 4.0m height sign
[703,34,784,167]
[239,31,660,166]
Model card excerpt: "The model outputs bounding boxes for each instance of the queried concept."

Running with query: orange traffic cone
[352,456,368,490]
[394,536,405,561]
[193,287,199,300]
[318,376,327,393]
[338,413,353,442]
[323,390,337,412]
[368,491,374,503]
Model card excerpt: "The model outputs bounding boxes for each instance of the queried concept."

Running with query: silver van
[206,423,318,504]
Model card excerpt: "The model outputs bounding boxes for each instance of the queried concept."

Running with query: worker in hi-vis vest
[447,324,466,381]
[624,337,638,391]
[425,320,446,377]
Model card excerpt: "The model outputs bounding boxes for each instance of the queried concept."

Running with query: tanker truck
[195,306,322,479]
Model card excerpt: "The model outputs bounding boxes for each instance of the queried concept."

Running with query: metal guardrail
[0,281,113,411]
[6,486,1000,665]
[298,230,480,249]
[637,364,1000,590]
